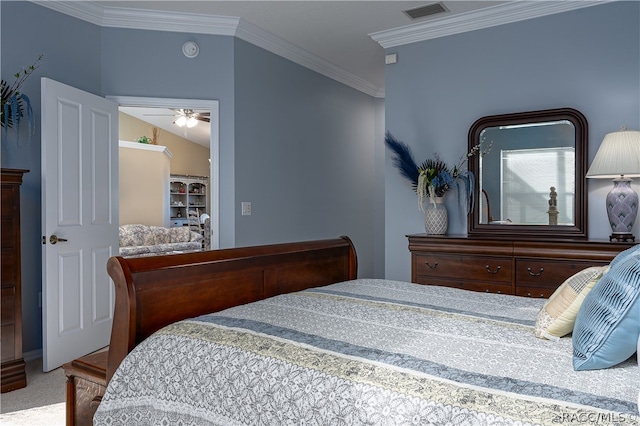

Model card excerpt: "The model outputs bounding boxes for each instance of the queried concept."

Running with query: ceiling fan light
[174,115,187,127]
[186,116,198,128]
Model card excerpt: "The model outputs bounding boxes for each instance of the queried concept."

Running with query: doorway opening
[107,96,220,250]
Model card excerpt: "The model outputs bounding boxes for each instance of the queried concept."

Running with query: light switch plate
[241,202,252,216]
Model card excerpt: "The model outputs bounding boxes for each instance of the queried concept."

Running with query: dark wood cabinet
[1,168,28,393]
[408,234,632,297]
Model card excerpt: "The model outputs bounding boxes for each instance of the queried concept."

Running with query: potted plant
[1,55,43,142]
[385,131,490,234]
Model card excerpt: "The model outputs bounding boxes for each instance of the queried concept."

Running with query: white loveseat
[119,224,203,257]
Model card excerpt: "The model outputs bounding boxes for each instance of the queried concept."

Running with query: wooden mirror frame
[467,107,588,240]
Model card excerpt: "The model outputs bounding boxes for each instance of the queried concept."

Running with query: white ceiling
[92,1,506,93]
[39,0,606,146]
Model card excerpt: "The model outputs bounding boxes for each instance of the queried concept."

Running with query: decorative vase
[606,177,638,238]
[424,197,448,235]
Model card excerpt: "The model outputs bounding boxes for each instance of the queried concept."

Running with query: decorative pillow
[572,252,640,371]
[534,266,606,340]
[609,243,640,268]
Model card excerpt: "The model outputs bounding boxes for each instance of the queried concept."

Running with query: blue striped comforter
[94,279,639,425]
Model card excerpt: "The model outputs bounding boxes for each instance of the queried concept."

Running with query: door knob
[49,235,68,244]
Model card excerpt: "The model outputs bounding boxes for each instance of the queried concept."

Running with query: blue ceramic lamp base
[606,177,637,242]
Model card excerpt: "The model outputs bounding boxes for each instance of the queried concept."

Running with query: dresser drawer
[414,253,512,283]
[515,259,606,290]
[414,276,512,294]
[515,286,556,299]
[408,235,629,299]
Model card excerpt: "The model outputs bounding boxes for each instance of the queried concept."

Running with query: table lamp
[586,126,640,242]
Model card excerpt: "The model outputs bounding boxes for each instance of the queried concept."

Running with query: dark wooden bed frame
[104,236,357,383]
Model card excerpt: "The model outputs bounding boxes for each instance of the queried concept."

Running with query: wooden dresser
[408,234,633,298]
[1,168,28,393]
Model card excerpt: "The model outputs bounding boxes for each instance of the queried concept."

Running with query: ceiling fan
[144,108,210,128]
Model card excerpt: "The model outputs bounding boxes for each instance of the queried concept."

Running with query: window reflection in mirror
[479,120,576,225]
[468,107,588,241]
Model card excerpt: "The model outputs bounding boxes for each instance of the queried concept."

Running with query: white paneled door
[41,78,119,371]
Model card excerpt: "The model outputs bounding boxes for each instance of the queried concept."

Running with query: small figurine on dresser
[547,186,559,226]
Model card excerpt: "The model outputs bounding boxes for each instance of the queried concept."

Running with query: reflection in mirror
[479,120,575,225]
[468,108,588,241]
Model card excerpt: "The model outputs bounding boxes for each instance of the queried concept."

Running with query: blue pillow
[609,244,640,268]
[572,251,640,371]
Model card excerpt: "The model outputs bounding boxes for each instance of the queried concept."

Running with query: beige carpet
[0,358,66,425]
[0,403,65,426]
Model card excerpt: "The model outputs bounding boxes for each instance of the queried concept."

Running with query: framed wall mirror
[467,108,588,240]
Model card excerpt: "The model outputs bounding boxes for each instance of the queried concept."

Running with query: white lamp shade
[586,129,640,178]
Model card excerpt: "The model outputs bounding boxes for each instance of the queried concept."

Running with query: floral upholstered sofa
[119,224,203,257]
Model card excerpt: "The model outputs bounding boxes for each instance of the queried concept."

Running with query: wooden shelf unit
[169,175,208,227]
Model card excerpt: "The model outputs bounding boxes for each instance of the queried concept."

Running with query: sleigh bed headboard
[105,236,357,382]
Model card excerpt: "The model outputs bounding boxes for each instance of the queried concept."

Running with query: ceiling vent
[403,3,449,20]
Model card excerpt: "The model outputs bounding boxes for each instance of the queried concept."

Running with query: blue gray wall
[234,39,378,276]
[1,2,380,356]
[100,27,237,249]
[384,2,640,281]
[1,1,104,358]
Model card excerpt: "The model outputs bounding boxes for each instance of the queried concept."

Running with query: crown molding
[31,0,105,25]
[30,1,381,97]
[369,1,610,48]
[101,7,239,35]
[32,1,239,35]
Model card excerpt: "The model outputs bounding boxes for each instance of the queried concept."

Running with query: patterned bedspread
[94,279,639,425]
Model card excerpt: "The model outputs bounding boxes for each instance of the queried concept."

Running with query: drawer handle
[90,396,103,407]
[424,261,438,270]
[485,265,501,274]
[527,267,544,277]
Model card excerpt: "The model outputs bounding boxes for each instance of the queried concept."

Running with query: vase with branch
[1,55,43,144]
[385,131,490,234]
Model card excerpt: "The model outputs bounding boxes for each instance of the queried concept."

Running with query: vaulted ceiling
[39,1,603,97]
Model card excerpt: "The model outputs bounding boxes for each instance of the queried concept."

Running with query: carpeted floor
[0,358,66,425]
[0,402,65,426]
